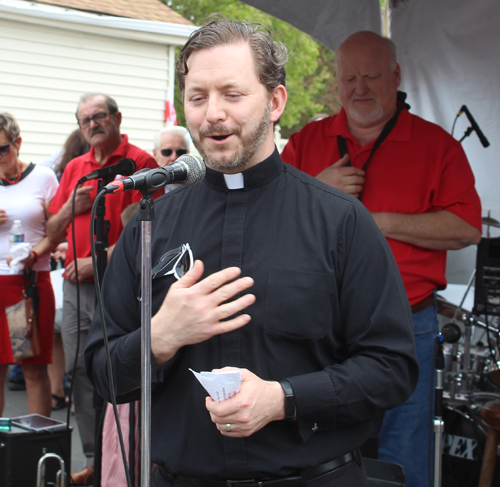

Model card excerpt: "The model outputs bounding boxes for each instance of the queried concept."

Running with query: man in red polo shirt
[281,31,482,487]
[46,93,159,484]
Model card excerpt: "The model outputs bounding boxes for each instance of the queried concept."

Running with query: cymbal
[482,216,500,228]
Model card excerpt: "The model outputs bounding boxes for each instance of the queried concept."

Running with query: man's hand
[206,367,285,437]
[73,186,94,215]
[316,154,365,197]
[151,261,256,368]
[0,209,7,226]
[65,257,94,283]
[52,242,68,263]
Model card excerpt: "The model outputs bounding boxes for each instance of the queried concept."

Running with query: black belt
[167,451,357,487]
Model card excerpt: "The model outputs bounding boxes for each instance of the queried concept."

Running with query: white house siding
[0,1,194,163]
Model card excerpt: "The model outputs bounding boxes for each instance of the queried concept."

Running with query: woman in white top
[0,112,60,416]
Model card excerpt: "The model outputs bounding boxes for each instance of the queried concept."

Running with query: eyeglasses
[0,137,18,157]
[160,148,188,158]
[152,243,193,280]
[78,112,111,129]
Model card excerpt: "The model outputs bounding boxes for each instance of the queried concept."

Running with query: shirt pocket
[264,268,334,340]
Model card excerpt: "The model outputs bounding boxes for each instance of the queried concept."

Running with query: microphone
[440,322,462,344]
[78,158,137,184]
[105,154,206,194]
[459,105,490,148]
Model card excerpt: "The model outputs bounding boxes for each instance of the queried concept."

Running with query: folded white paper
[190,369,242,402]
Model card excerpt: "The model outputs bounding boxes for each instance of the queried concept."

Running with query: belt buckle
[226,480,262,487]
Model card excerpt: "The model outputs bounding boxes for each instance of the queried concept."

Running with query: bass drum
[442,393,500,487]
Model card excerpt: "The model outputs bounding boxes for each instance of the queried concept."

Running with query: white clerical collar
[223,173,244,190]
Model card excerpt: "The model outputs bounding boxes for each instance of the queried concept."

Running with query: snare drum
[442,393,500,487]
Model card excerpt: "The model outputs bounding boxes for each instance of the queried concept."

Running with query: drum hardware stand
[449,270,476,325]
[442,270,474,403]
[36,448,66,487]
[434,334,446,487]
[434,324,461,487]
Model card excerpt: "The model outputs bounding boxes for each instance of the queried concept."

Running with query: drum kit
[437,241,500,487]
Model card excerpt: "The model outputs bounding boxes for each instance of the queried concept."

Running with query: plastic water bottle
[9,219,25,250]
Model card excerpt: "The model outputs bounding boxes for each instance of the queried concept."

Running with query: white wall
[0,1,193,162]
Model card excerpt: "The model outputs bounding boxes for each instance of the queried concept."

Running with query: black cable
[90,188,132,487]
[451,112,460,138]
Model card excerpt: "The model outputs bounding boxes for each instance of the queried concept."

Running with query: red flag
[164,84,177,125]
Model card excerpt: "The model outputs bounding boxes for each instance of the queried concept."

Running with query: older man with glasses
[153,126,191,168]
[46,92,160,485]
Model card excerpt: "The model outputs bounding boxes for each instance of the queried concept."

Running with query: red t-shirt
[49,134,160,273]
[281,108,482,305]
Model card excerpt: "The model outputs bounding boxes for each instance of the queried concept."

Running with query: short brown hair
[177,15,288,98]
[0,112,20,141]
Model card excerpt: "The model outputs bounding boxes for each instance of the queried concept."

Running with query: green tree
[164,0,340,137]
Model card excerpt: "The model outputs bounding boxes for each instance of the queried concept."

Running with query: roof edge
[0,0,197,38]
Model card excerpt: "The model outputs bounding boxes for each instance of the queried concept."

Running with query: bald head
[336,31,397,70]
[336,31,401,132]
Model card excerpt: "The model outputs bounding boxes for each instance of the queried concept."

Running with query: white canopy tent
[243,0,500,285]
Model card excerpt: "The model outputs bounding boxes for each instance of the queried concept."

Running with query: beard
[194,103,271,172]
[347,102,384,127]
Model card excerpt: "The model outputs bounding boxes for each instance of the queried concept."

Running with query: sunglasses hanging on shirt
[152,243,193,280]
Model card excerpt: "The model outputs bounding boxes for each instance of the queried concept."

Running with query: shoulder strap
[336,91,410,172]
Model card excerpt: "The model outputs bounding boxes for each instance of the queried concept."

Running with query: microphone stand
[433,334,445,487]
[137,190,157,487]
[93,178,111,487]
[95,178,111,287]
[459,126,475,144]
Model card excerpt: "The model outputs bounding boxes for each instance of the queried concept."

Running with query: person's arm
[46,186,93,244]
[85,220,256,403]
[371,210,481,250]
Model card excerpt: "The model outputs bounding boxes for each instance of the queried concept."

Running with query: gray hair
[75,93,119,120]
[0,112,20,141]
[154,126,190,150]
[177,15,288,98]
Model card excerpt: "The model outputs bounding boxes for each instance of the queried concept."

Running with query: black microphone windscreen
[117,158,137,176]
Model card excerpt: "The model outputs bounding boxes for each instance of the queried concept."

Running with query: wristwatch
[279,379,296,421]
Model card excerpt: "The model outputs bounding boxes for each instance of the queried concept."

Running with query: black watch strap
[279,379,296,421]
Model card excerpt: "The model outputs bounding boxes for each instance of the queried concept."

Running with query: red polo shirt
[282,108,482,306]
[49,134,160,273]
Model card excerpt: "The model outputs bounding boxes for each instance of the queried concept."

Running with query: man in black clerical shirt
[85,17,419,487]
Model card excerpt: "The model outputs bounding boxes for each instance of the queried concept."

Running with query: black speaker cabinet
[0,423,72,486]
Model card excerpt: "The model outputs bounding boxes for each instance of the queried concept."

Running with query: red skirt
[0,271,55,364]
